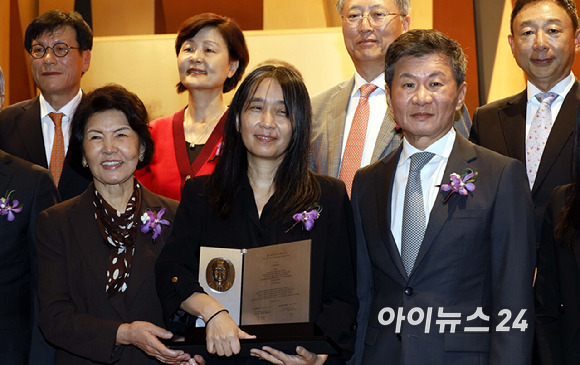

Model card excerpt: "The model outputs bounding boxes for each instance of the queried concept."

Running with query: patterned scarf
[93,182,142,297]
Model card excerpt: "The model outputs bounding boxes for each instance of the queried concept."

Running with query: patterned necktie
[339,83,378,196]
[401,152,435,276]
[48,112,65,186]
[526,92,558,189]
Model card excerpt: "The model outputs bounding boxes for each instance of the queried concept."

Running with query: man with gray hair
[309,0,471,196]
[353,29,535,364]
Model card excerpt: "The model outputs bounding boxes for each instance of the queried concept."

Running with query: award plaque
[241,240,310,325]
[198,246,244,326]
[167,240,339,357]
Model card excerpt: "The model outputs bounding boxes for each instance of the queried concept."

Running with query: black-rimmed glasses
[29,43,80,59]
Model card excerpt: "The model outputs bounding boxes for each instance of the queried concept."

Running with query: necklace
[184,111,223,147]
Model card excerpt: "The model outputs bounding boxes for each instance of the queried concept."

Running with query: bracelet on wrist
[205,308,229,326]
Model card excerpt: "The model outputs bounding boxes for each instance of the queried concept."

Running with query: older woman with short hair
[36,84,204,365]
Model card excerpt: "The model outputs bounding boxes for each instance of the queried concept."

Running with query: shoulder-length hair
[175,13,249,94]
[71,84,154,170]
[555,102,580,247]
[206,65,319,218]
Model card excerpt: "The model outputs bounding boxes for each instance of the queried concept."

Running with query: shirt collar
[352,71,385,98]
[399,128,456,166]
[39,89,83,119]
[526,71,574,102]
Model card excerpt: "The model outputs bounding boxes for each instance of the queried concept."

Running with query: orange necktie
[48,112,65,186]
[339,84,378,196]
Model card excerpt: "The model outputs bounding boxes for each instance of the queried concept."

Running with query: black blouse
[156,174,357,364]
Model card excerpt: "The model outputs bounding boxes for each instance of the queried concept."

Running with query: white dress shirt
[39,89,82,167]
[391,128,456,253]
[341,72,387,168]
[525,72,575,137]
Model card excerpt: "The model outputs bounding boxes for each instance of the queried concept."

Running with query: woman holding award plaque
[156,65,357,364]
[35,85,202,365]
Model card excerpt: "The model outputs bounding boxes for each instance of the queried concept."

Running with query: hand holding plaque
[168,240,338,357]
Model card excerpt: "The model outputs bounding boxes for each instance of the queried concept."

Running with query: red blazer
[136,108,226,200]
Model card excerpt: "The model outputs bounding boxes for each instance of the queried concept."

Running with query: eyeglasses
[29,43,80,59]
[342,10,401,28]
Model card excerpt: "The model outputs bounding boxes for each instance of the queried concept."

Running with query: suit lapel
[373,148,408,281]
[412,135,477,275]
[532,81,579,194]
[125,189,164,310]
[0,151,12,191]
[69,187,129,319]
[498,91,527,164]
[327,78,354,178]
[371,108,400,161]
[16,98,48,167]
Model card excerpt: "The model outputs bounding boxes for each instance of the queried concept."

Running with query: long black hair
[206,65,319,218]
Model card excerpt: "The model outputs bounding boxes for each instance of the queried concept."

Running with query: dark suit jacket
[0,97,92,201]
[535,184,580,365]
[351,134,536,365]
[470,82,579,241]
[36,183,178,365]
[0,150,59,365]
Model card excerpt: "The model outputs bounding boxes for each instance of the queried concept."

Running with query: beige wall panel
[324,0,341,27]
[264,0,327,29]
[409,0,433,29]
[92,0,154,36]
[474,0,525,105]
[245,27,353,95]
[486,0,525,103]
[82,28,353,121]
[82,34,186,120]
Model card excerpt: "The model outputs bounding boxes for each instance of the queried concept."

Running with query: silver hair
[336,0,411,15]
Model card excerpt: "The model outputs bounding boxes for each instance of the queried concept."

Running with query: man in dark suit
[352,29,536,364]
[0,10,93,201]
[0,149,59,364]
[470,0,580,242]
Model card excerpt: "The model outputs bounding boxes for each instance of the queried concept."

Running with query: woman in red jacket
[136,13,249,200]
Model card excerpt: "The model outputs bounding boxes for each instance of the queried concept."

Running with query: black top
[535,184,580,365]
[156,174,357,364]
[185,142,204,164]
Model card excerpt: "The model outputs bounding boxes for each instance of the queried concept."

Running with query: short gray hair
[336,0,411,15]
[0,66,4,94]
[385,29,467,88]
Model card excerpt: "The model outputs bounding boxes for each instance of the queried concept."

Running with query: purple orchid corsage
[0,190,23,222]
[140,208,170,240]
[439,168,478,203]
[209,141,223,162]
[285,204,322,233]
